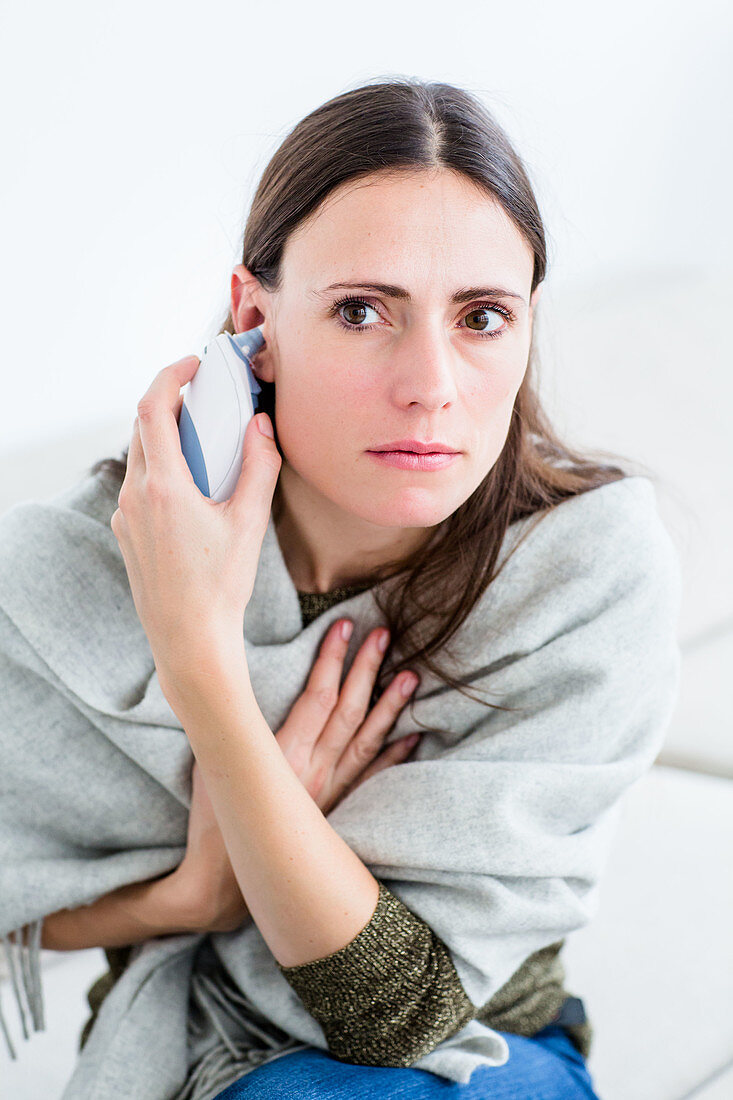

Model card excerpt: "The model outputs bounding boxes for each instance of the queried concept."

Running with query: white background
[1,0,730,454]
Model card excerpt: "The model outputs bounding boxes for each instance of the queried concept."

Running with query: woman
[0,78,680,1100]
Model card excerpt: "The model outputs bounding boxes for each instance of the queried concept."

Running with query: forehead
[281,169,534,293]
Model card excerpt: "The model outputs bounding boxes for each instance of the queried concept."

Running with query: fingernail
[401,674,419,696]
[377,630,390,653]
[257,414,274,438]
[341,620,353,641]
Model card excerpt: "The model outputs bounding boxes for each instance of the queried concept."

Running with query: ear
[231,264,264,330]
[529,283,543,311]
[231,264,274,382]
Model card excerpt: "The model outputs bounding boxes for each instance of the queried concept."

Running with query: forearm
[39,872,196,951]
[160,642,380,969]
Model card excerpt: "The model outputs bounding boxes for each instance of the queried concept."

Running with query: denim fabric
[213,1024,600,1099]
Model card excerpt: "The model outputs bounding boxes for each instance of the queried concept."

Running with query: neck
[271,466,432,595]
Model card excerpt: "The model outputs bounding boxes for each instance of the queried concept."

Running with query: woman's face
[235,168,539,532]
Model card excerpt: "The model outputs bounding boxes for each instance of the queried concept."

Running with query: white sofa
[2,268,732,1098]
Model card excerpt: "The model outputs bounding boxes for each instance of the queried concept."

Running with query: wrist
[157,632,251,715]
[40,872,202,951]
[148,869,203,934]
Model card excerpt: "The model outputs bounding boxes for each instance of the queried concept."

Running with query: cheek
[273,359,372,454]
[463,357,527,460]
[292,359,373,410]
[467,359,523,411]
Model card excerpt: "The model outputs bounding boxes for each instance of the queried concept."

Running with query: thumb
[229,412,281,512]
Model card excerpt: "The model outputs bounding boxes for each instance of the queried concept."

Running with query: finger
[287,619,358,729]
[336,734,420,802]
[305,623,388,757]
[336,670,419,768]
[322,627,392,747]
[127,415,145,475]
[277,619,377,757]
[135,356,201,477]
[228,413,281,520]
[371,732,421,772]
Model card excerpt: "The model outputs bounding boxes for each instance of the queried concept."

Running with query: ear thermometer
[177,326,266,502]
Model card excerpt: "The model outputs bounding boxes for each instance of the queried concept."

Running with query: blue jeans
[213,1024,600,1099]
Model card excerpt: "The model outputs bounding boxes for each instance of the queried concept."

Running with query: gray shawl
[0,470,682,1098]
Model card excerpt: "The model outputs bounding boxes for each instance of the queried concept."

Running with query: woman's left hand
[110,356,281,687]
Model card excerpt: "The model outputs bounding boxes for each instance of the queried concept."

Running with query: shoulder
[0,470,119,562]
[501,474,681,600]
[443,476,683,762]
[451,476,682,667]
[0,471,129,647]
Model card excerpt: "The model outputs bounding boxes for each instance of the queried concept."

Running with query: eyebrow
[312,281,527,306]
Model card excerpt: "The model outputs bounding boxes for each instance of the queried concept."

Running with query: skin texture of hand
[109,355,281,688]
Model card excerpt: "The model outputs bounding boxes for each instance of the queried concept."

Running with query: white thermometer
[177,326,266,502]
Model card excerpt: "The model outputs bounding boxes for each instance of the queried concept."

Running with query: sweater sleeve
[275,880,586,1067]
[275,879,476,1066]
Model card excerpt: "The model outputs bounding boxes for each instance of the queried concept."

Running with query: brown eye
[342,302,369,325]
[331,297,382,334]
[464,307,503,335]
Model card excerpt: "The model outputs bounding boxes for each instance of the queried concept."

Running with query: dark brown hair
[89,77,648,729]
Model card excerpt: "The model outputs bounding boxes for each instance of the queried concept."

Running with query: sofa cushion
[562,764,733,1100]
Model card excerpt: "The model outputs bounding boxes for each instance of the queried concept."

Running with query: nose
[390,322,459,410]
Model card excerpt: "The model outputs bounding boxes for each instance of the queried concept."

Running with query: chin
[352,491,458,528]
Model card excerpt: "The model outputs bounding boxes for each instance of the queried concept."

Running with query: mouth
[366,450,460,470]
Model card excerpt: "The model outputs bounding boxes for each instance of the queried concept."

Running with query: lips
[369,440,458,454]
[367,450,459,471]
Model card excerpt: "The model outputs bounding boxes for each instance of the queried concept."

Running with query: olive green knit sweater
[80,582,592,1063]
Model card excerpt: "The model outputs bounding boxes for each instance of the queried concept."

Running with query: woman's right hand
[274,621,421,816]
